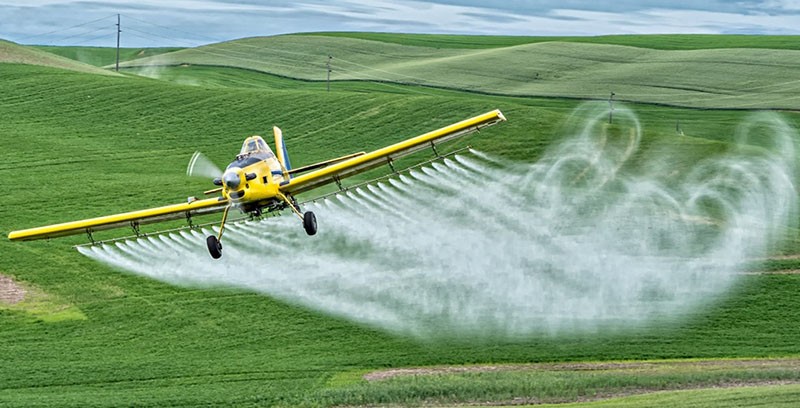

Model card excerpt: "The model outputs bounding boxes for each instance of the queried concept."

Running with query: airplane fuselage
[220,154,287,213]
[213,134,296,216]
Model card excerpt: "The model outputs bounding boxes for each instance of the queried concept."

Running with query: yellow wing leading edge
[8,197,229,241]
[280,109,506,196]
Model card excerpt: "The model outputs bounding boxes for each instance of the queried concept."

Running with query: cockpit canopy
[227,135,276,170]
[240,136,273,156]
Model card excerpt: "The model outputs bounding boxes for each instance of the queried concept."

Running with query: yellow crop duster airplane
[9,110,506,259]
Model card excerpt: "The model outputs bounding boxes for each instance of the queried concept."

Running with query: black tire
[303,211,317,236]
[206,235,222,259]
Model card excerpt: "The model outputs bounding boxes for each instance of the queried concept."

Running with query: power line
[121,14,218,45]
[51,25,112,44]
[123,26,196,46]
[69,31,118,47]
[15,14,118,43]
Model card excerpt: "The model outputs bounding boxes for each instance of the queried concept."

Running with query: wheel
[303,211,317,236]
[206,235,222,259]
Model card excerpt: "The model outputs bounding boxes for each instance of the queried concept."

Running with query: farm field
[0,40,115,75]
[33,45,182,67]
[117,34,800,109]
[1,34,800,406]
[311,32,800,50]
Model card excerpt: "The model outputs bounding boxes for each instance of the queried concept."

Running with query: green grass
[310,32,800,50]
[536,384,800,408]
[312,359,800,406]
[2,34,800,406]
[0,40,115,75]
[117,35,800,109]
[33,45,183,67]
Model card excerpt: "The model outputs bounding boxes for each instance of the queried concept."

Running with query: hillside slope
[310,32,800,50]
[118,35,800,109]
[0,40,116,75]
[33,45,183,67]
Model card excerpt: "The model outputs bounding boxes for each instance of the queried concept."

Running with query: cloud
[759,0,800,11]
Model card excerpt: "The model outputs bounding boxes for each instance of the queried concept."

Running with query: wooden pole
[115,14,121,72]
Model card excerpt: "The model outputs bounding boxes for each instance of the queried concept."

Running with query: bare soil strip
[0,274,26,305]
[491,380,800,406]
[363,358,800,381]
[742,269,800,275]
[363,359,800,406]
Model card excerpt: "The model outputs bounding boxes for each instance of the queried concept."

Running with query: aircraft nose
[223,172,241,190]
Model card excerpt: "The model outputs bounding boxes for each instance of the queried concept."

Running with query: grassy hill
[0,40,116,75]
[311,32,800,50]
[33,45,183,67]
[2,34,800,406]
[116,34,800,109]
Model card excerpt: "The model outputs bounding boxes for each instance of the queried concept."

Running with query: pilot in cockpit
[239,136,272,156]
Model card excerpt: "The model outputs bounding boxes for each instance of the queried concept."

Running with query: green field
[116,34,800,109]
[0,40,115,75]
[33,45,183,67]
[2,34,800,406]
[311,32,800,50]
[535,384,800,408]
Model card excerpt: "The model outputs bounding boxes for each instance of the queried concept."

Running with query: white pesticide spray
[79,103,799,338]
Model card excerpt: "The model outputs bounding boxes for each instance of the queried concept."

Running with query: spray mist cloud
[79,104,798,338]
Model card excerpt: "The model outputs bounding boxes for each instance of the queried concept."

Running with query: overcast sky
[2,0,800,47]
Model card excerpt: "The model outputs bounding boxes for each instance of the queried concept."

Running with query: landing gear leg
[277,192,317,236]
[207,204,231,259]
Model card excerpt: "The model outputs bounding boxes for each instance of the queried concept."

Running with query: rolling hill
[32,45,183,67]
[0,39,116,75]
[2,35,800,406]
[311,32,800,50]
[116,34,800,109]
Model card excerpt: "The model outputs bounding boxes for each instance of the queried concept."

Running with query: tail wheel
[303,211,317,236]
[206,235,222,259]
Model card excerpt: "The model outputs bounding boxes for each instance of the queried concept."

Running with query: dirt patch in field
[764,254,800,260]
[743,269,800,275]
[0,274,26,305]
[361,359,800,406]
[493,380,800,406]
[363,358,800,381]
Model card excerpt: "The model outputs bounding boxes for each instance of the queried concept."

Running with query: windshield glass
[240,136,273,156]
[227,155,264,169]
[228,135,275,169]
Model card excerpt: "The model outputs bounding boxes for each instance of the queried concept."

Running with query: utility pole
[115,14,121,72]
[326,55,332,92]
[608,91,615,124]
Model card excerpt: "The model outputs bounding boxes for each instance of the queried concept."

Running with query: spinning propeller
[186,151,223,179]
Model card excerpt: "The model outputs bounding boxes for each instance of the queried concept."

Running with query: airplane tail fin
[273,126,292,180]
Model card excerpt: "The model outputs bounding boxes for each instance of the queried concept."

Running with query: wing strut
[130,221,142,237]
[431,141,440,157]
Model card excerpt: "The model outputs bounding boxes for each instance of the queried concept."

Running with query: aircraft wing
[8,197,229,241]
[279,109,506,196]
